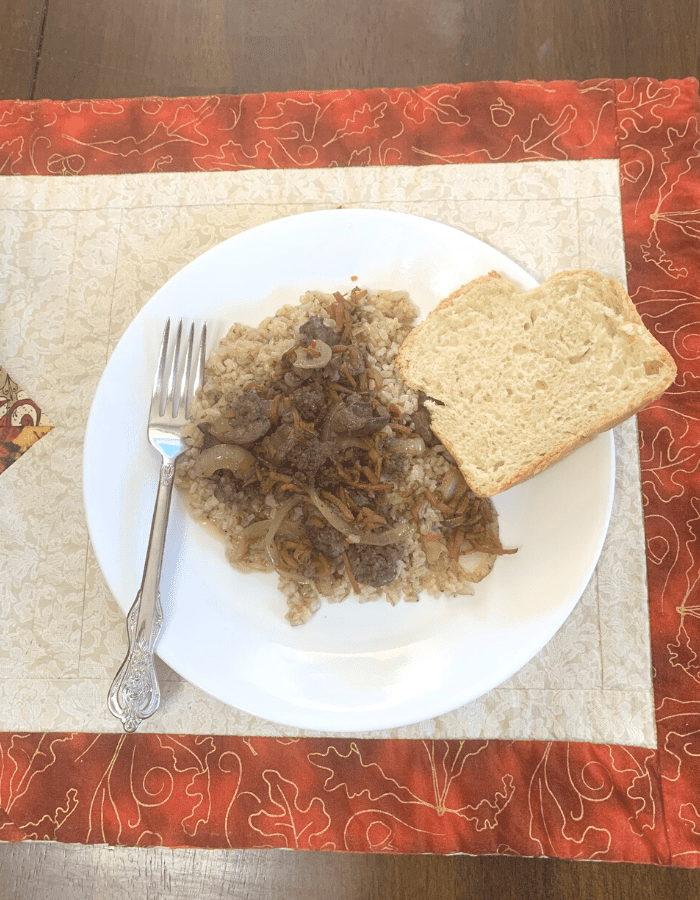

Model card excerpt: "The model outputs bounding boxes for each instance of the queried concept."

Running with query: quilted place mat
[0,79,698,866]
[0,367,52,474]
[0,161,654,748]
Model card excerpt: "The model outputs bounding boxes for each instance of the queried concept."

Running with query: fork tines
[153,319,207,419]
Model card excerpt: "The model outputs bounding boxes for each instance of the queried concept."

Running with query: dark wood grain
[3,0,700,896]
[33,0,469,99]
[0,0,46,99]
[462,0,700,82]
[463,0,622,81]
[2,843,700,899]
[618,0,700,79]
[30,0,700,100]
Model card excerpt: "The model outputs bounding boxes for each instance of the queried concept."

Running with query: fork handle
[108,460,176,732]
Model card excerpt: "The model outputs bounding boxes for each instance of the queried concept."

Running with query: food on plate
[396,269,677,497]
[177,287,514,625]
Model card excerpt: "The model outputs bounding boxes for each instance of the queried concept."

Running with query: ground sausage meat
[347,543,404,588]
[306,522,347,560]
[290,380,326,421]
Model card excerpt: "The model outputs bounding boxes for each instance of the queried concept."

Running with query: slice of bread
[396,269,677,497]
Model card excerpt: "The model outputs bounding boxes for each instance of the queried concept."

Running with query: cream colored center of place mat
[0,161,656,746]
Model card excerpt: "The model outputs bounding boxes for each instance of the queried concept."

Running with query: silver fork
[108,319,207,733]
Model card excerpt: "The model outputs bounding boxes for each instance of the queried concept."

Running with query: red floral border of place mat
[0,79,617,174]
[0,78,698,866]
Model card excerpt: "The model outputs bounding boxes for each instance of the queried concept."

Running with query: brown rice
[176,288,506,625]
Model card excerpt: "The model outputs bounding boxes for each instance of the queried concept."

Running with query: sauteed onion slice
[306,487,409,546]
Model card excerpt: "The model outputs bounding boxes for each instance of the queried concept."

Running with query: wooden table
[2,2,700,897]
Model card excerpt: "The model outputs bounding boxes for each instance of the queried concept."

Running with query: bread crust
[396,269,677,497]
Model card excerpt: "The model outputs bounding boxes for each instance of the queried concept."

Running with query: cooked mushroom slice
[299,315,340,347]
[409,405,440,448]
[441,468,468,502]
[322,394,390,439]
[194,444,256,479]
[207,417,243,444]
[292,339,333,371]
[283,371,309,388]
[208,390,273,445]
[391,436,426,455]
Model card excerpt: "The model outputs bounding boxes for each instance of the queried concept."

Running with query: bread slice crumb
[396,269,676,497]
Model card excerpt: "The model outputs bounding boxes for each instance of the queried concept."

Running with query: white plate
[84,208,615,732]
